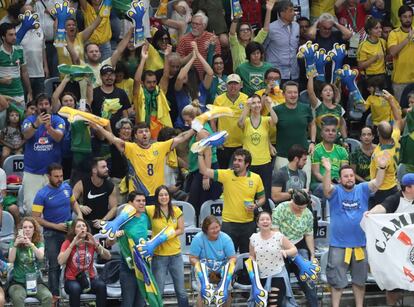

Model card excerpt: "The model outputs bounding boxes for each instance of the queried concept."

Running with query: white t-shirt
[18,27,45,78]
[0,168,6,191]
[34,0,64,42]
[250,231,285,278]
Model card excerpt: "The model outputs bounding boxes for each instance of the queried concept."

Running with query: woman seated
[8,217,52,307]
[58,218,111,307]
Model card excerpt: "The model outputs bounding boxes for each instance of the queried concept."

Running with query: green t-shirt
[118,213,149,262]
[0,45,25,97]
[274,103,313,158]
[272,201,313,243]
[313,100,345,142]
[236,61,273,97]
[9,241,44,284]
[350,147,371,182]
[188,123,218,173]
[311,142,349,189]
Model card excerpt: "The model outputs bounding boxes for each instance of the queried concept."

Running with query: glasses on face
[240,28,251,33]
[159,37,170,42]
[192,21,203,27]
[121,127,132,130]
[214,61,224,65]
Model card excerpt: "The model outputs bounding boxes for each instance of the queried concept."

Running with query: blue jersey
[328,182,370,248]
[32,182,73,229]
[22,114,65,174]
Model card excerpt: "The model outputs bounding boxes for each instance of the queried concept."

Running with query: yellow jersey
[310,0,335,19]
[115,78,134,102]
[124,139,173,196]
[213,92,248,147]
[370,128,400,190]
[242,116,271,165]
[357,38,386,75]
[83,2,111,44]
[388,27,414,84]
[364,95,401,125]
[214,169,265,223]
[57,32,85,66]
[146,205,182,256]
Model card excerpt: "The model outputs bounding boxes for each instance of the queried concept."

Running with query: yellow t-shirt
[364,95,401,125]
[310,0,335,19]
[87,58,111,88]
[243,116,271,165]
[146,205,182,256]
[213,92,248,147]
[391,0,414,28]
[370,128,400,190]
[214,169,265,223]
[83,2,111,44]
[116,78,134,102]
[124,139,173,196]
[357,38,386,75]
[388,27,414,84]
[256,88,285,145]
[57,32,85,67]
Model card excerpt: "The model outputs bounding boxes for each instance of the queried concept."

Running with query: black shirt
[382,191,414,213]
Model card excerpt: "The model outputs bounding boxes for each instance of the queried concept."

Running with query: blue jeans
[64,277,106,307]
[120,261,145,307]
[30,77,45,99]
[45,42,58,77]
[44,229,65,296]
[99,41,112,61]
[152,254,189,307]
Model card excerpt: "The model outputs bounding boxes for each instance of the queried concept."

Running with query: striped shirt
[0,44,25,97]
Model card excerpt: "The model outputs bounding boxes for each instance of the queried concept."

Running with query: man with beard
[388,5,414,101]
[32,163,82,303]
[321,155,388,307]
[91,65,130,132]
[72,158,117,234]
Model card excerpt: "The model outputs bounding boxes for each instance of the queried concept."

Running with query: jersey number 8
[147,163,154,176]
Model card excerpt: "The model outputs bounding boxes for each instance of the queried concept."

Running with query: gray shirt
[264,19,300,80]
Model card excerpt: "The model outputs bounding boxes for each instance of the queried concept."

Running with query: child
[0,107,24,165]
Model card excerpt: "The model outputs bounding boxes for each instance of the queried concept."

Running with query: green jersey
[0,45,25,97]
[235,61,273,96]
[188,123,218,173]
[313,100,345,142]
[9,241,44,284]
[350,147,371,182]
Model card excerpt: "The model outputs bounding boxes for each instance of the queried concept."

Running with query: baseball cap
[226,74,242,84]
[402,173,414,186]
[100,64,115,75]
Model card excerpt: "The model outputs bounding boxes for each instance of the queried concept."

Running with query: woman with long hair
[8,217,52,307]
[147,185,189,306]
[58,218,110,307]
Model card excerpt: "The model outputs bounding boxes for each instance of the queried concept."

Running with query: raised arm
[171,128,196,149]
[133,43,149,97]
[110,28,133,67]
[263,0,275,32]
[307,20,318,41]
[159,45,172,93]
[368,153,389,192]
[81,15,103,42]
[174,47,196,91]
[198,150,215,179]
[307,73,319,108]
[66,37,80,65]
[21,64,32,102]
[89,121,126,153]
[383,89,403,131]
[195,44,214,90]
[265,96,278,125]
[238,98,251,129]
[52,75,70,113]
[321,157,335,198]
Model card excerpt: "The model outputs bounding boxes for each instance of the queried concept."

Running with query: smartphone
[18,229,23,237]
[39,108,47,114]
[79,99,86,111]
[374,89,383,97]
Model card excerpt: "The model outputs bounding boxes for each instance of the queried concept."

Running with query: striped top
[0,44,25,97]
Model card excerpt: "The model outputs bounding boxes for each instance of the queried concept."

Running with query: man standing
[198,148,265,253]
[212,74,248,168]
[32,163,82,303]
[0,23,32,108]
[22,94,65,215]
[388,5,414,101]
[92,122,195,204]
[264,1,299,83]
[322,155,388,307]
[73,158,117,234]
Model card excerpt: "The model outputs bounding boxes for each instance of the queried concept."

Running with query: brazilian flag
[112,0,132,16]
[58,64,95,83]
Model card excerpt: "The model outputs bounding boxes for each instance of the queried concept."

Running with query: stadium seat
[179,226,201,265]
[315,220,330,256]
[172,200,196,227]
[59,265,97,304]
[345,137,361,153]
[44,77,60,97]
[2,154,24,192]
[199,199,223,227]
[0,211,15,256]
[310,195,322,221]
[365,113,373,127]
[232,253,251,291]
[268,198,276,211]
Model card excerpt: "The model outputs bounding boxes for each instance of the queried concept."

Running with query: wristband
[310,141,315,144]
[378,166,386,170]
[31,122,38,129]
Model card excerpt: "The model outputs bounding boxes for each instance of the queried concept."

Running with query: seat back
[345,137,361,153]
[172,200,196,227]
[0,211,15,238]
[199,199,223,227]
[44,77,60,97]
[3,154,24,177]
[310,195,322,221]
[179,227,201,257]
[315,220,330,252]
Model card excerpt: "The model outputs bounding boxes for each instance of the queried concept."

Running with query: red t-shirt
[60,240,96,280]
[337,4,367,32]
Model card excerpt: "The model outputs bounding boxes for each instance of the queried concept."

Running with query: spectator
[8,217,52,307]
[298,16,311,45]
[388,5,414,102]
[119,38,140,78]
[114,62,133,103]
[311,116,349,193]
[264,1,299,82]
[0,166,19,225]
[17,4,48,98]
[0,108,24,165]
[0,23,32,110]
[72,158,117,234]
[177,11,221,78]
[133,44,172,139]
[369,90,403,205]
[198,148,266,253]
[310,0,335,22]
[212,74,248,168]
[32,163,83,303]
[146,185,189,306]
[93,121,195,204]
[272,144,308,205]
[307,72,347,142]
[249,211,298,306]
[91,64,130,132]
[273,81,316,181]
[22,94,65,215]
[163,0,191,46]
[182,102,222,218]
[370,0,388,21]
[401,95,414,174]
[79,0,112,60]
[272,189,318,307]
[58,218,110,307]
[321,155,388,307]
[350,127,376,183]
[208,54,228,104]
[144,29,172,72]
[335,0,372,33]
[189,215,236,307]
[239,0,263,30]
[236,42,273,96]
[238,94,278,211]
[381,20,393,41]
[229,0,274,71]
